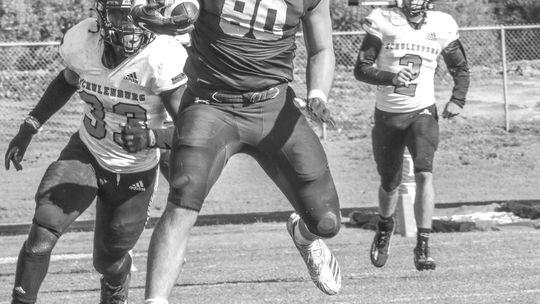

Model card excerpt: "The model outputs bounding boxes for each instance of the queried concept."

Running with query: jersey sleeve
[362,8,384,40]
[59,18,99,74]
[437,12,460,48]
[148,36,189,94]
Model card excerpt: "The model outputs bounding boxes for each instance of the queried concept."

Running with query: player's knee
[414,171,433,186]
[381,178,400,193]
[170,174,191,189]
[24,225,59,255]
[313,211,341,238]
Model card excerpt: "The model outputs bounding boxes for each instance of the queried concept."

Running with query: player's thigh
[94,166,159,256]
[406,105,439,173]
[372,110,407,190]
[34,134,99,236]
[168,103,239,211]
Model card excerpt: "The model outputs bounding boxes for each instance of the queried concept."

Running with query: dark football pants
[372,104,439,192]
[168,84,341,237]
[31,132,156,282]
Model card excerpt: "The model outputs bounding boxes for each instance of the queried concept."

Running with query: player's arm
[442,39,470,108]
[4,68,79,171]
[298,0,336,126]
[121,85,185,152]
[353,33,395,86]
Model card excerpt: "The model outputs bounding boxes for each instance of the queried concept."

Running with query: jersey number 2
[394,54,422,97]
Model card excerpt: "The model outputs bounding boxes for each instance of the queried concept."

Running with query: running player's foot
[370,216,395,267]
[287,212,341,295]
[100,273,130,304]
[414,243,436,271]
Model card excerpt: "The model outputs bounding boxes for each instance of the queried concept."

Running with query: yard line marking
[0,252,145,265]
[385,289,540,302]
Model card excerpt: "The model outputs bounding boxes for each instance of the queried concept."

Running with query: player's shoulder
[426,11,459,30]
[59,18,101,68]
[145,35,188,65]
[61,18,100,53]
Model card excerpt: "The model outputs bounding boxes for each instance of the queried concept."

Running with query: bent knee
[309,212,341,238]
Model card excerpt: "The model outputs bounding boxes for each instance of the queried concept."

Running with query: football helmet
[398,0,434,28]
[95,0,154,55]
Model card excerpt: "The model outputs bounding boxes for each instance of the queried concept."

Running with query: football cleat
[100,273,130,304]
[370,216,396,268]
[287,212,341,295]
[414,242,436,271]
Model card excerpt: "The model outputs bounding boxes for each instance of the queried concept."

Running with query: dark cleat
[370,217,395,268]
[414,243,436,271]
[100,273,130,304]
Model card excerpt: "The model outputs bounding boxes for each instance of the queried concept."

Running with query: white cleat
[286,212,342,295]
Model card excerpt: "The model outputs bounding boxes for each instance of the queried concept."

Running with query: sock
[294,221,314,246]
[145,298,169,304]
[416,227,431,248]
[12,242,52,304]
[378,215,394,231]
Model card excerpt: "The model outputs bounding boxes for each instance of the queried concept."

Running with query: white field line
[0,252,146,265]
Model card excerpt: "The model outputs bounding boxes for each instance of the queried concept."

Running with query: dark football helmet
[399,0,434,28]
[95,0,154,56]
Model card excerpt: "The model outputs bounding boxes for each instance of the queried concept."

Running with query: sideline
[1,200,529,236]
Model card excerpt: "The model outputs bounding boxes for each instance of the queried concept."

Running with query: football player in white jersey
[3,0,190,303]
[354,0,470,271]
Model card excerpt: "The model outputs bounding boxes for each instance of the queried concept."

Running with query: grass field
[1,73,539,303]
[1,223,539,304]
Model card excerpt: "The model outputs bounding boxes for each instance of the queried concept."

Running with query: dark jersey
[185,0,321,92]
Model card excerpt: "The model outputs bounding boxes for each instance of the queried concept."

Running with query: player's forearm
[354,33,395,86]
[150,126,175,149]
[29,70,78,125]
[306,48,335,97]
[442,39,470,107]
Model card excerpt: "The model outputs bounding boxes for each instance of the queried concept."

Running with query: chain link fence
[1,25,540,159]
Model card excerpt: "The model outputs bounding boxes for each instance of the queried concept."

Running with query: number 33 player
[4,0,190,303]
[354,0,470,271]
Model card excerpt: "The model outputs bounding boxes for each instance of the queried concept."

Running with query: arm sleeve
[353,33,395,86]
[441,39,470,107]
[29,70,79,125]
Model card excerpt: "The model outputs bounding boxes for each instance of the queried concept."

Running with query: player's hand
[5,124,35,171]
[120,121,154,153]
[294,97,336,127]
[130,4,194,36]
[442,100,463,119]
[392,67,414,86]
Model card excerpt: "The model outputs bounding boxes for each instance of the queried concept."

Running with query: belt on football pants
[195,85,281,104]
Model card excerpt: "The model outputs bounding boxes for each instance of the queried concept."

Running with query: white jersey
[60,18,188,173]
[363,8,459,113]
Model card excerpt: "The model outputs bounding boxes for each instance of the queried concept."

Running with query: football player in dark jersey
[131,0,342,302]
[354,0,470,271]
[4,1,188,303]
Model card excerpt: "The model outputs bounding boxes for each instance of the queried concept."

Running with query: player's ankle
[145,298,169,304]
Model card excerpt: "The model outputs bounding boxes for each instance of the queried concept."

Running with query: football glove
[294,97,336,127]
[130,3,194,36]
[5,122,37,171]
[442,99,463,119]
[120,121,156,153]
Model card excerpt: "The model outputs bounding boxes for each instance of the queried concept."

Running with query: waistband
[190,83,285,104]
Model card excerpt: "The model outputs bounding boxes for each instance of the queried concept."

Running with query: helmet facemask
[400,0,433,29]
[95,0,154,57]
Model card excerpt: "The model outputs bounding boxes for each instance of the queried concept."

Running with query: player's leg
[12,134,98,304]
[370,109,408,267]
[406,105,439,271]
[145,101,238,303]
[93,165,159,303]
[252,87,341,295]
